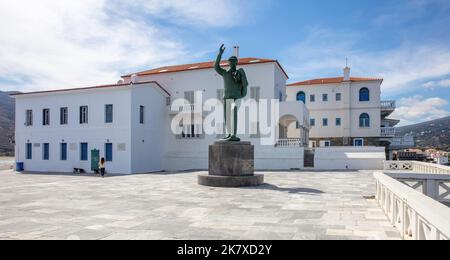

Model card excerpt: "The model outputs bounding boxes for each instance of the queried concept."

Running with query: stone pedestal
[198,141,264,187]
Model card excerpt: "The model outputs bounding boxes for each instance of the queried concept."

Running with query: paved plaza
[0,170,400,240]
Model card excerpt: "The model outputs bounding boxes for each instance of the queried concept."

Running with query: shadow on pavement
[251,183,325,195]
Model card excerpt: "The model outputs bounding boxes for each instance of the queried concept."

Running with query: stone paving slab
[0,170,400,240]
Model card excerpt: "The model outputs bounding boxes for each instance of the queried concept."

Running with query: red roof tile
[287,77,383,86]
[9,81,170,97]
[122,57,289,79]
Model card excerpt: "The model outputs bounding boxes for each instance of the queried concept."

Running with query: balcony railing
[275,138,305,148]
[374,171,450,240]
[381,100,396,110]
[384,160,450,174]
[381,127,396,137]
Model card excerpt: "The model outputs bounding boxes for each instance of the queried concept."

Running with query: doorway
[304,149,315,168]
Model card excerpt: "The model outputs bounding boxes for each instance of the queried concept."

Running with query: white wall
[15,87,134,174]
[314,146,385,170]
[130,84,168,173]
[256,146,304,170]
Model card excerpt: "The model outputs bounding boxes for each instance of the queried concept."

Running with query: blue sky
[1,0,450,125]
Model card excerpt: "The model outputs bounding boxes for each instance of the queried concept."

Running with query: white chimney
[343,66,350,81]
[130,74,138,84]
[233,46,240,58]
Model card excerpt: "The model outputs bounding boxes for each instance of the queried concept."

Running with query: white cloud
[391,95,450,126]
[0,0,189,92]
[127,0,264,28]
[284,29,450,95]
[0,0,264,92]
[423,78,450,89]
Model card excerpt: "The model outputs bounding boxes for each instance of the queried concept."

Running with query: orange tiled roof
[122,57,289,79]
[287,77,383,86]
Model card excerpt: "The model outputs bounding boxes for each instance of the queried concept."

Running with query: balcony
[381,100,396,117]
[381,127,396,137]
[381,100,396,110]
[275,138,305,148]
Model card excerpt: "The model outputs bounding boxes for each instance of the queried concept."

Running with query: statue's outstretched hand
[219,44,226,54]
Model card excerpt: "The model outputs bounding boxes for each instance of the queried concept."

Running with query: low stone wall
[314,147,386,170]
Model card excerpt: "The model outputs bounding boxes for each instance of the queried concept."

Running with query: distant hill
[0,91,15,156]
[397,116,450,151]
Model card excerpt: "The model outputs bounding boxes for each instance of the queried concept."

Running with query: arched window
[359,88,370,101]
[359,113,370,128]
[296,91,306,104]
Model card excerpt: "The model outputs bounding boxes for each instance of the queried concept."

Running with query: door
[91,149,100,172]
[304,149,315,168]
[279,125,288,139]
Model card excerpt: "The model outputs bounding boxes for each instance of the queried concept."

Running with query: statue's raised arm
[214,44,226,76]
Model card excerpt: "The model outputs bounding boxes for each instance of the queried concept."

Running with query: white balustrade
[276,138,303,148]
[381,127,396,137]
[381,100,396,110]
[374,172,450,240]
[384,161,450,174]
[385,172,450,204]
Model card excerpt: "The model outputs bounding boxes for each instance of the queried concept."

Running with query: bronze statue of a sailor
[214,44,249,142]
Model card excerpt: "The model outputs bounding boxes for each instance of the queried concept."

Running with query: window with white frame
[105,104,113,123]
[25,110,33,126]
[359,113,370,128]
[139,106,145,124]
[322,140,331,147]
[42,109,50,126]
[80,106,88,124]
[354,138,364,146]
[60,107,68,125]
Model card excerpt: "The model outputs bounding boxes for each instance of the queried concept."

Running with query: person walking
[99,157,106,178]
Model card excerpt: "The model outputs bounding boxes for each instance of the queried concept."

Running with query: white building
[285,66,413,156]
[12,58,310,174]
